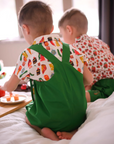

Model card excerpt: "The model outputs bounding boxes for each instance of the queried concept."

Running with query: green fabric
[88,79,114,102]
[26,43,87,132]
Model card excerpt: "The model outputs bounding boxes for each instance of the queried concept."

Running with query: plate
[0,94,27,104]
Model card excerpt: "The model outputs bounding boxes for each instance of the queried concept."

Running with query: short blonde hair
[59,8,88,34]
[18,1,53,34]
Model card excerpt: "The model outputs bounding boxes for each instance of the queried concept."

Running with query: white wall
[0,39,29,66]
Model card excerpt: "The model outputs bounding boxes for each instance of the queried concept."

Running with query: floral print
[73,34,114,84]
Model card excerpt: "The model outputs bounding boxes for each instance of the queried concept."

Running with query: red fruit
[91,57,94,61]
[98,56,100,58]
[40,55,45,61]
[104,58,108,62]
[82,46,85,48]
[44,75,49,81]
[93,51,97,56]
[97,76,100,80]
[92,66,95,72]
[38,62,40,66]
[78,48,81,51]
[0,89,5,97]
[109,71,112,75]
[97,65,100,68]
[75,50,81,55]
[70,55,74,58]
[21,84,27,90]
[84,42,87,45]
[104,63,108,68]
[88,44,92,47]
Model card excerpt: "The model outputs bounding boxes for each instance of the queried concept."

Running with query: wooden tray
[0,96,32,118]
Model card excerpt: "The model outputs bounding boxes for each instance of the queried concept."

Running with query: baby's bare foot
[41,127,59,141]
[56,131,73,140]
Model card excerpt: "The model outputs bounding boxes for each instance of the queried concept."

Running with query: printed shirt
[73,34,114,84]
[14,34,87,82]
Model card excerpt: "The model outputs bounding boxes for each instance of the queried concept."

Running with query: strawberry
[0,89,5,97]
[109,71,112,75]
[88,44,92,47]
[104,63,108,68]
[92,66,96,72]
[100,62,102,66]
[91,57,94,61]
[104,58,108,62]
[97,65,100,68]
[93,51,97,56]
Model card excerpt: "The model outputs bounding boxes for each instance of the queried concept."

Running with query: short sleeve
[69,45,88,74]
[14,49,30,82]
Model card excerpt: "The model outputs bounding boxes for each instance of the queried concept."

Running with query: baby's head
[59,8,88,44]
[18,1,53,45]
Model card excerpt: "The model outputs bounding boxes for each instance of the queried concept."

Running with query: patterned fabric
[73,34,114,85]
[14,34,87,82]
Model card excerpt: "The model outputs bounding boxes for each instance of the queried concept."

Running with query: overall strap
[62,43,70,63]
[30,44,60,64]
[29,42,70,64]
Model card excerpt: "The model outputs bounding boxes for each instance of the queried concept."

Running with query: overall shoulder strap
[29,42,70,64]
[62,43,70,63]
[30,44,60,64]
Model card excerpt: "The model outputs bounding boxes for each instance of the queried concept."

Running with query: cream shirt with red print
[14,34,87,82]
[73,34,114,84]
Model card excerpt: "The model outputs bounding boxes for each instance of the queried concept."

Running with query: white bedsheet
[0,67,114,144]
[0,92,114,144]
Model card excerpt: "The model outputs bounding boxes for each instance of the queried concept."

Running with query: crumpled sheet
[0,92,114,144]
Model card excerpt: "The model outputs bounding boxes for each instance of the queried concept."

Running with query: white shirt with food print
[73,34,114,85]
[14,34,87,82]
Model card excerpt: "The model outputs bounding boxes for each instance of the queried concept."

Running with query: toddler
[59,8,114,103]
[0,2,93,141]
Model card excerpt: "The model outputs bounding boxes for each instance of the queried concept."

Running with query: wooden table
[0,96,32,118]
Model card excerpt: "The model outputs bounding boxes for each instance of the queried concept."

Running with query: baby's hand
[85,84,92,91]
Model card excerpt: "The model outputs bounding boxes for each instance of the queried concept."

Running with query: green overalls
[89,79,114,102]
[26,43,87,132]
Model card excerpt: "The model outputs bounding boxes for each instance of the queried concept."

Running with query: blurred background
[0,0,114,66]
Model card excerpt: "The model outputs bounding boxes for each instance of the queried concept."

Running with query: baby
[59,8,114,103]
[0,1,93,141]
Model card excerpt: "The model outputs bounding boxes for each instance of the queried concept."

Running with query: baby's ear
[66,25,73,35]
[51,25,54,33]
[22,24,30,34]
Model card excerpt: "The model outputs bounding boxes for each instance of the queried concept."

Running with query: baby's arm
[83,64,93,86]
[0,74,21,93]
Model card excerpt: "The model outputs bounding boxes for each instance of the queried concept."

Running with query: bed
[0,67,114,144]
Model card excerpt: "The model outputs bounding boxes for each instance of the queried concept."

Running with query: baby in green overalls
[58,8,114,104]
[0,1,93,141]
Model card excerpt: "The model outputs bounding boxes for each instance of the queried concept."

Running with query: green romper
[26,43,87,132]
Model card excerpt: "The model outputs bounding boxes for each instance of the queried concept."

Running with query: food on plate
[6,96,11,101]
[14,94,19,101]
[10,93,13,97]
